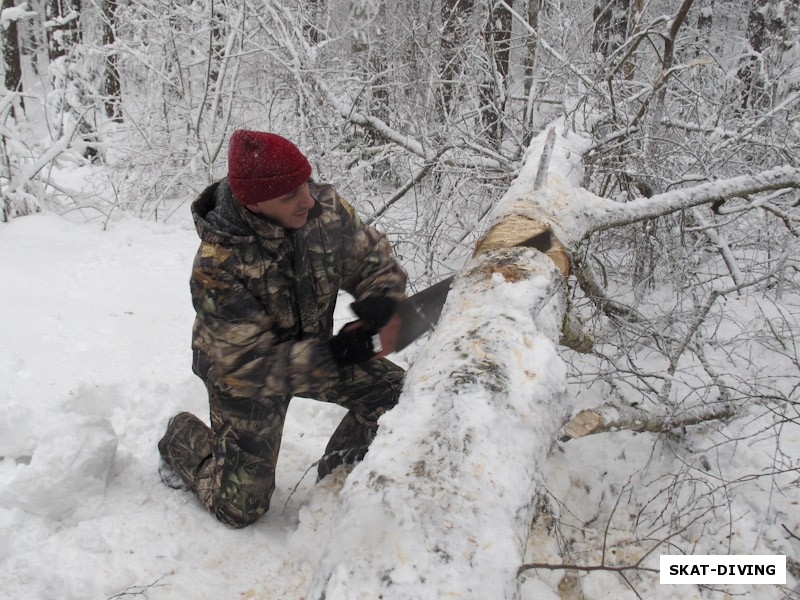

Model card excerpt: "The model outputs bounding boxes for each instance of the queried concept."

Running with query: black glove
[351,296,397,330]
[329,324,377,366]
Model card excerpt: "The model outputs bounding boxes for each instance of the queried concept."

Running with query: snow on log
[307,248,568,600]
[483,133,800,247]
[306,125,587,600]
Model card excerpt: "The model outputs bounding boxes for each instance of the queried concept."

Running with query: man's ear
[245,204,258,213]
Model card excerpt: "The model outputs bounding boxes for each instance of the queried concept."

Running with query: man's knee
[199,413,280,524]
[211,497,271,529]
[196,458,276,528]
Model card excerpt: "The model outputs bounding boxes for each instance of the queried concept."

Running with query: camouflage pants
[158,358,403,528]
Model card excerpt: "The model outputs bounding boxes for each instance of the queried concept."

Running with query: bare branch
[575,257,645,322]
[314,78,428,158]
[364,149,450,226]
[106,578,166,599]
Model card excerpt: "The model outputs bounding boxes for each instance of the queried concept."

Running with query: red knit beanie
[227,130,312,206]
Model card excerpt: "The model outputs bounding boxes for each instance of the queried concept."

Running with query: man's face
[246,182,315,229]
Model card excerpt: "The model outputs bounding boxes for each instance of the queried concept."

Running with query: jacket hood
[191,179,286,245]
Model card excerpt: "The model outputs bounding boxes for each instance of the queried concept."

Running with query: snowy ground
[1,206,797,599]
[0,209,357,599]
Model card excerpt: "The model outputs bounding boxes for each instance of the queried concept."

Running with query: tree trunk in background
[591,0,630,60]
[304,0,327,44]
[44,0,98,157]
[2,0,24,117]
[18,0,41,75]
[695,0,714,55]
[522,0,541,144]
[351,0,388,111]
[439,0,474,115]
[748,0,765,108]
[208,0,226,118]
[737,0,787,111]
[652,0,693,123]
[101,0,123,122]
[522,0,540,97]
[621,0,643,79]
[45,0,82,62]
[350,0,390,174]
[480,0,512,148]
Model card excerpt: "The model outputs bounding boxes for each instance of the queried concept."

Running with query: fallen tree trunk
[307,247,569,600]
[306,121,800,599]
[306,126,586,600]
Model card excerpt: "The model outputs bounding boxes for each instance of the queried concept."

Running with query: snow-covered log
[308,246,569,600]
[306,126,588,600]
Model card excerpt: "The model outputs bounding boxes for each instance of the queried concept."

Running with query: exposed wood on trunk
[474,213,571,277]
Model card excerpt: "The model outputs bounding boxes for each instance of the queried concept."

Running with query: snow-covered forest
[1,0,799,598]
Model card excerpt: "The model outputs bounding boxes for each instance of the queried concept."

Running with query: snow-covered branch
[686,208,745,287]
[315,78,428,158]
[1,3,36,28]
[574,257,645,322]
[314,77,506,171]
[585,166,800,236]
[8,118,84,194]
[365,149,450,226]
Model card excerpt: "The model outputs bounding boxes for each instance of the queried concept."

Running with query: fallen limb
[562,401,735,440]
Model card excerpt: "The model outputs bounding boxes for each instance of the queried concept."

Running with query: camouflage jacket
[190,179,407,400]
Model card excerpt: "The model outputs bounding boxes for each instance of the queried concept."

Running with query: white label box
[660,555,786,584]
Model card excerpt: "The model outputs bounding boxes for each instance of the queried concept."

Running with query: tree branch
[685,208,745,287]
[562,401,734,440]
[586,166,800,236]
[575,257,645,322]
[315,78,428,158]
[365,148,451,226]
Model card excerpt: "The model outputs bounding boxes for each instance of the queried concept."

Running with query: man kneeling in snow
[158,130,407,528]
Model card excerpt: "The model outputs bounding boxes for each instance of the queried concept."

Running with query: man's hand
[329,311,403,365]
[351,296,397,331]
[329,321,377,366]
